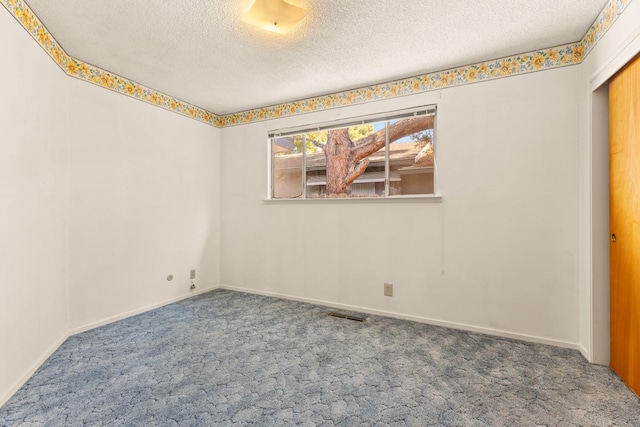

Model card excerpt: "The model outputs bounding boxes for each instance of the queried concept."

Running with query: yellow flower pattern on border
[66,60,78,75]
[0,0,217,126]
[0,0,635,128]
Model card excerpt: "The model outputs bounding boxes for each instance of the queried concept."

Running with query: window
[269,106,436,199]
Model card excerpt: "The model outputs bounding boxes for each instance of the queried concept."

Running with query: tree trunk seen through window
[316,115,434,195]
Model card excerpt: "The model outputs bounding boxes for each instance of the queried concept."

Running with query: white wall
[220,66,582,347]
[578,0,640,363]
[0,8,71,407]
[67,77,221,331]
[3,0,638,409]
[0,8,221,405]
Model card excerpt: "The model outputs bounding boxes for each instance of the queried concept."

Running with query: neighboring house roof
[274,142,434,171]
[307,170,401,186]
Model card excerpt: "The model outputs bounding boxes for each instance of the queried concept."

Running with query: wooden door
[610,53,640,396]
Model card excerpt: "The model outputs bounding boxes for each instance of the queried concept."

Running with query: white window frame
[267,105,440,201]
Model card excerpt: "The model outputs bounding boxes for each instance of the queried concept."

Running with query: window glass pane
[347,122,386,198]
[305,123,387,198]
[271,137,303,199]
[388,114,435,195]
[270,107,436,200]
[303,131,328,198]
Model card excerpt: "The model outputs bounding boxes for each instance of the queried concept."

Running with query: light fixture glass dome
[243,0,308,34]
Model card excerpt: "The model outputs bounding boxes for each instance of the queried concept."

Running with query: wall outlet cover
[384,283,393,297]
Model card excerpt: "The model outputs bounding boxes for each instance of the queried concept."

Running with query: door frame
[586,32,640,364]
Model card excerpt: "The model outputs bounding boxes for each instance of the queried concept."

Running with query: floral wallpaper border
[582,0,633,55]
[216,0,634,127]
[217,42,585,127]
[1,0,635,128]
[0,0,218,126]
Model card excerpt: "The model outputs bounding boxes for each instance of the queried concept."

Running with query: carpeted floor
[1,289,639,426]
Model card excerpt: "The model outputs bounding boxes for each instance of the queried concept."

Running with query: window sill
[263,195,443,203]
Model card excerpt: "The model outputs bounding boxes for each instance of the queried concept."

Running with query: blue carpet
[1,289,639,426]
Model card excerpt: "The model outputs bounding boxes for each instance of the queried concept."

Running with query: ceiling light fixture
[243,0,308,34]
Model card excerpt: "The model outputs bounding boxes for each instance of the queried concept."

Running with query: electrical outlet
[384,283,393,297]
[190,269,196,280]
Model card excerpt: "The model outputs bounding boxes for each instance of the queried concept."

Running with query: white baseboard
[579,344,591,362]
[1,285,222,408]
[219,284,581,351]
[0,333,68,408]
[1,283,581,409]
[69,285,220,336]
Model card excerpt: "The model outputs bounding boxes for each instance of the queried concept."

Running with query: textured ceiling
[26,0,607,115]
